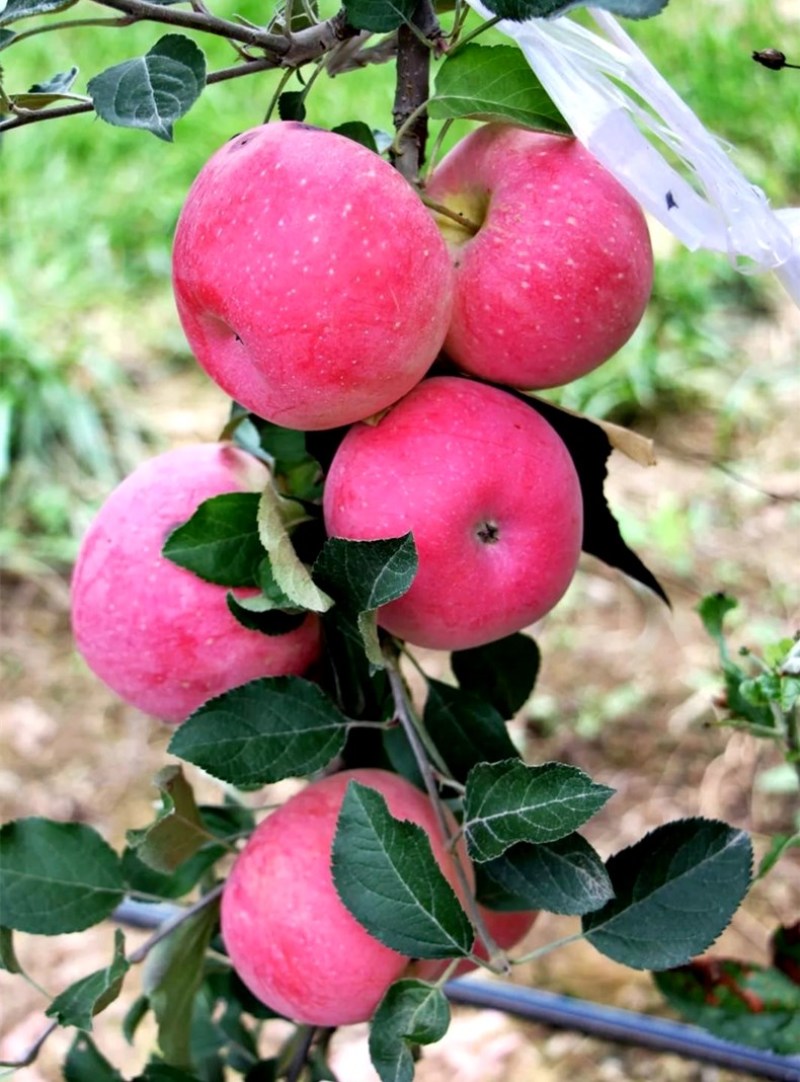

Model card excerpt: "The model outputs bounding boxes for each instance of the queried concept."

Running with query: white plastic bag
[465,2,800,305]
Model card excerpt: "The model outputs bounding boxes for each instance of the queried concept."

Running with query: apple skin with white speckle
[71,443,321,724]
[323,376,583,651]
[172,122,454,431]
[426,123,653,390]
[221,768,473,1026]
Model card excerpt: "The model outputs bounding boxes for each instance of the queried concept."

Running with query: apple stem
[383,648,506,972]
[420,194,481,235]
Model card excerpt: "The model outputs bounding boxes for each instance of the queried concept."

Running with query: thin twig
[390,0,439,181]
[383,649,506,972]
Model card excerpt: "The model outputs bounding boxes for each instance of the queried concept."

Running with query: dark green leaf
[320,607,393,721]
[451,633,540,718]
[47,929,130,1030]
[0,28,15,47]
[162,492,262,587]
[28,65,78,93]
[525,396,669,604]
[463,760,615,861]
[343,0,416,33]
[142,897,220,1067]
[169,677,348,787]
[333,121,378,152]
[478,834,614,915]
[584,818,753,970]
[0,818,124,933]
[369,980,450,1082]
[0,0,76,28]
[481,0,668,19]
[63,1034,123,1082]
[127,767,212,874]
[278,90,306,121]
[314,534,418,614]
[424,679,519,783]
[429,44,568,132]
[87,33,206,142]
[332,782,473,959]
[135,1063,206,1081]
[122,845,223,900]
[123,994,151,1044]
[225,593,307,635]
[0,925,22,973]
[696,592,738,655]
[655,960,800,1056]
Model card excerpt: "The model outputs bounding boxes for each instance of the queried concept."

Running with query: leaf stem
[512,930,587,966]
[419,193,480,234]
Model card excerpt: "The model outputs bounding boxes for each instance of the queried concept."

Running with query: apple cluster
[70,120,653,1026]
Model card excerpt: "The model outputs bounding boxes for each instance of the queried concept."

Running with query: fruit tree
[1,0,798,1079]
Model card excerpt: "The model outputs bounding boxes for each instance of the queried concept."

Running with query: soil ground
[1,294,798,1081]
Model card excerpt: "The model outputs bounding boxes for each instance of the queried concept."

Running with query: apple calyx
[476,520,500,544]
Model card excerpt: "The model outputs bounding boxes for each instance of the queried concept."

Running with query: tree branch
[390,0,441,181]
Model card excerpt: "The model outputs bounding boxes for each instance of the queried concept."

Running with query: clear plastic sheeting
[465,2,800,306]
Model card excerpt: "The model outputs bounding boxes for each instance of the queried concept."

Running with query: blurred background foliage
[1,0,799,568]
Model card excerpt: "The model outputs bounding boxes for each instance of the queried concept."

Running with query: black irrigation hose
[114,901,800,1081]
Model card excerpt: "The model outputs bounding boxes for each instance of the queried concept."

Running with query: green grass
[1,0,798,565]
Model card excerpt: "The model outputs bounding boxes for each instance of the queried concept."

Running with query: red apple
[172,122,454,431]
[71,443,321,724]
[425,123,653,389]
[221,768,473,1026]
[323,376,583,650]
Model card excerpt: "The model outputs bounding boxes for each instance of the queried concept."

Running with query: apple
[425,123,653,389]
[410,905,538,981]
[71,443,321,724]
[221,768,473,1026]
[323,376,583,650]
[172,121,454,431]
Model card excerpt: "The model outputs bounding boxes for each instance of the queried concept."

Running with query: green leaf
[46,929,130,1030]
[369,980,450,1082]
[320,607,393,721]
[277,90,306,121]
[315,534,418,614]
[226,592,307,635]
[0,0,76,28]
[332,782,473,959]
[142,897,220,1067]
[169,677,348,787]
[134,1067,205,1081]
[481,0,668,20]
[429,44,568,132]
[0,925,22,973]
[162,492,262,587]
[477,834,614,915]
[314,534,418,663]
[757,833,800,879]
[87,34,206,142]
[584,818,753,970]
[121,845,222,901]
[126,767,213,874]
[423,680,519,783]
[333,121,379,152]
[0,28,15,47]
[655,961,800,1056]
[0,818,124,933]
[451,633,540,718]
[28,65,78,93]
[63,1034,124,1082]
[342,0,416,33]
[258,482,333,613]
[463,760,615,862]
[123,994,151,1044]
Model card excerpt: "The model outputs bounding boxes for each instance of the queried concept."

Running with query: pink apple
[71,443,321,724]
[323,376,583,650]
[410,905,539,981]
[172,121,454,431]
[425,123,653,389]
[221,768,473,1026]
